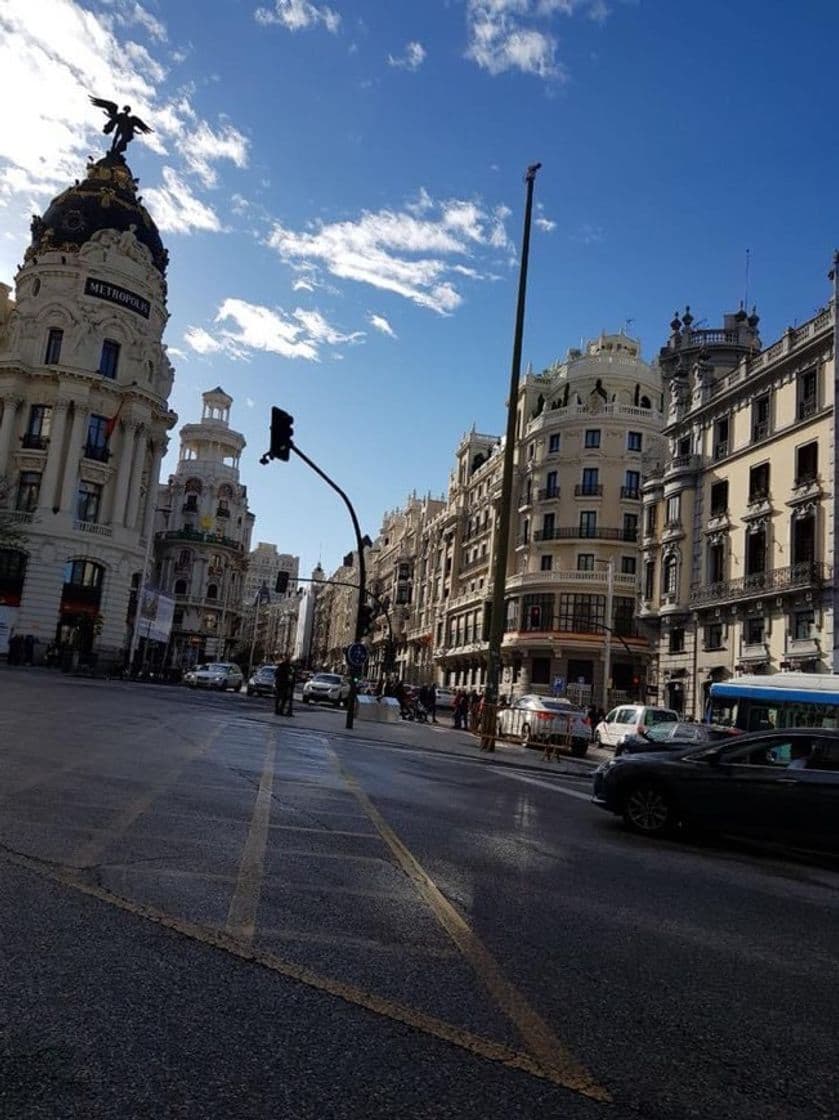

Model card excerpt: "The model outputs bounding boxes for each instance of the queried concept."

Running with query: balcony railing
[620,487,641,500]
[574,483,603,497]
[158,527,244,551]
[533,526,638,543]
[689,561,827,607]
[83,443,110,463]
[21,433,48,451]
[537,487,560,500]
[73,519,113,537]
[460,554,489,573]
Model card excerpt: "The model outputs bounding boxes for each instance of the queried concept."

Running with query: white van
[594,704,679,748]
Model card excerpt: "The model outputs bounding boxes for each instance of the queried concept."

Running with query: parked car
[615,721,740,756]
[246,664,277,697]
[435,687,455,710]
[187,662,244,691]
[302,672,351,707]
[592,728,839,851]
[594,704,679,748]
[182,664,207,687]
[496,695,591,757]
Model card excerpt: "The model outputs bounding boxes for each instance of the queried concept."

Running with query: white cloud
[368,313,396,339]
[465,0,608,79]
[0,0,247,232]
[144,167,222,233]
[387,41,427,71]
[185,298,363,363]
[267,193,513,315]
[293,277,316,292]
[535,216,556,232]
[246,396,256,408]
[254,0,340,33]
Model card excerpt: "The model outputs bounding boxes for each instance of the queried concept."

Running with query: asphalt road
[1,671,838,1120]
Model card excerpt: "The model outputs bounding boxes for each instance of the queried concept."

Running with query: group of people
[452,688,484,731]
[5,632,37,665]
[381,678,437,721]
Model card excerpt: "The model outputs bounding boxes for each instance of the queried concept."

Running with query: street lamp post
[481,162,541,751]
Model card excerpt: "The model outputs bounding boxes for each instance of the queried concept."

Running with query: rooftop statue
[89,96,153,157]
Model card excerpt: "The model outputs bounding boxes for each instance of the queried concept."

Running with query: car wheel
[571,738,588,758]
[520,723,532,747]
[622,783,674,836]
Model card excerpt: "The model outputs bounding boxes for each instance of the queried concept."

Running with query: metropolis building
[0,150,176,668]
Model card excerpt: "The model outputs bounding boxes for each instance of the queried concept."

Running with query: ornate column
[0,395,23,476]
[110,421,138,527]
[39,400,71,512]
[140,438,167,539]
[125,431,149,531]
[57,402,89,514]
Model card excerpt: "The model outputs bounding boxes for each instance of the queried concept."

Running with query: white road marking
[496,770,592,801]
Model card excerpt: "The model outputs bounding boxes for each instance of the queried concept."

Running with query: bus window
[748,705,778,732]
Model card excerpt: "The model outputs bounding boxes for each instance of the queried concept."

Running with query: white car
[187,662,244,691]
[302,672,351,707]
[435,687,455,710]
[496,694,591,757]
[594,704,679,748]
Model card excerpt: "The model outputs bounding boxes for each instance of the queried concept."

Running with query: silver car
[188,662,244,691]
[496,695,591,757]
[302,672,350,707]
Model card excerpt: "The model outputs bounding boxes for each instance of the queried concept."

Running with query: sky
[1,0,838,578]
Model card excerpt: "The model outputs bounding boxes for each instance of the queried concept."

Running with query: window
[645,505,657,536]
[746,526,767,577]
[85,415,109,461]
[579,511,597,538]
[541,512,555,538]
[540,553,553,571]
[705,623,723,650]
[663,554,678,595]
[746,617,765,645]
[644,560,656,600]
[623,470,640,498]
[16,470,41,511]
[614,597,635,636]
[627,431,642,452]
[795,442,818,485]
[64,559,103,588]
[710,480,728,516]
[792,511,815,565]
[669,627,685,654]
[174,579,188,596]
[77,480,102,523]
[527,442,535,460]
[793,609,815,640]
[577,553,595,571]
[621,556,636,575]
[531,657,551,686]
[558,593,605,634]
[752,394,770,442]
[548,433,561,453]
[99,339,121,379]
[206,584,218,600]
[678,437,691,457]
[623,513,638,540]
[44,328,63,365]
[544,470,558,497]
[216,499,230,519]
[749,462,770,502]
[580,467,600,494]
[522,518,530,545]
[666,494,681,526]
[23,404,51,450]
[523,593,553,631]
[708,540,725,584]
[797,369,817,420]
[396,586,411,605]
[584,429,601,449]
[713,416,729,460]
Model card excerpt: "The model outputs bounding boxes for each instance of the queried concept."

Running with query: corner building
[641,291,836,717]
[0,153,176,668]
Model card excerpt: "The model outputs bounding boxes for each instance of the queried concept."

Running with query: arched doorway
[58,559,105,653]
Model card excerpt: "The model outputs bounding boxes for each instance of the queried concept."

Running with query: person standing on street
[274,658,291,716]
[427,681,437,723]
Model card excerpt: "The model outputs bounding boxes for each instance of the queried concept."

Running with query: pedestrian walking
[427,681,437,723]
[453,689,464,730]
[274,658,291,716]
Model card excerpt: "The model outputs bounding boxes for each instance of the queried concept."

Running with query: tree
[0,477,30,553]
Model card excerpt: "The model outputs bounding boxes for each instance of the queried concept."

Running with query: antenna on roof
[744,248,751,310]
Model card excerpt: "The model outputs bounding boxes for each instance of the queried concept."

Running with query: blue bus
[709,673,839,732]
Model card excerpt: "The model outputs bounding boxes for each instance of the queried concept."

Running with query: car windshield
[539,700,577,713]
[207,664,229,672]
[644,723,680,741]
[315,674,342,684]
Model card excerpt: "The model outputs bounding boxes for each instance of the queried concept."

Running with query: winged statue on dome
[89,96,153,157]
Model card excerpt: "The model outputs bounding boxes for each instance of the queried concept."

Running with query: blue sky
[1,0,838,577]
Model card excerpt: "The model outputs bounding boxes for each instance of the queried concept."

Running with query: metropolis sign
[84,277,150,319]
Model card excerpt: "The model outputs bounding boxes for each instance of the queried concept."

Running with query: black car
[592,728,839,852]
[615,721,739,756]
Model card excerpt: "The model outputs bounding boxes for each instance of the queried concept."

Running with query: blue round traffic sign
[346,642,368,669]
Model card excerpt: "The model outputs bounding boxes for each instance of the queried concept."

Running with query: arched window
[63,559,104,588]
[206,583,218,600]
[174,579,188,596]
[663,553,679,596]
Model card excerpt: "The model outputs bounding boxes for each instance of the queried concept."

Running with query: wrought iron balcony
[537,487,560,500]
[620,487,641,500]
[533,526,638,543]
[83,443,110,463]
[574,483,603,497]
[21,433,48,451]
[689,562,827,607]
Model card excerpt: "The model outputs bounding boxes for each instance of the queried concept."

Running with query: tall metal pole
[602,557,614,711]
[481,163,541,751]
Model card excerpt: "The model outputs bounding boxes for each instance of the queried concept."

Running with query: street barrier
[355,696,402,724]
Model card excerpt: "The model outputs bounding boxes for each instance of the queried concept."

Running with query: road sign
[346,642,368,669]
[552,675,566,696]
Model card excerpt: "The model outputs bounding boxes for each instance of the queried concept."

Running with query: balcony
[797,398,817,421]
[740,641,769,663]
[689,562,827,607]
[574,483,603,497]
[506,569,639,591]
[751,422,769,442]
[533,526,638,543]
[73,519,113,538]
[4,510,33,525]
[21,433,48,451]
[83,443,110,463]
[785,636,820,660]
[158,527,244,552]
[537,487,560,501]
[664,454,701,479]
[460,553,489,573]
[620,487,641,500]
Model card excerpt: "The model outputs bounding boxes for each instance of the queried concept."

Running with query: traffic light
[269,407,294,461]
[358,604,375,637]
[275,570,290,594]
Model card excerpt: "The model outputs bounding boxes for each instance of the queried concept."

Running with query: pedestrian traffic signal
[269,407,294,461]
[275,570,290,594]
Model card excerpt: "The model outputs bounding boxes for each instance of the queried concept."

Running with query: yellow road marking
[72,723,226,869]
[327,746,610,1104]
[1,848,589,1092]
[225,727,276,945]
[257,925,459,959]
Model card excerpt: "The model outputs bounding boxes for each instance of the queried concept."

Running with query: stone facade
[0,154,176,668]
[153,388,253,667]
[641,291,837,717]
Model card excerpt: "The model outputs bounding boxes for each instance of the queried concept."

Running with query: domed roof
[30,154,168,275]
